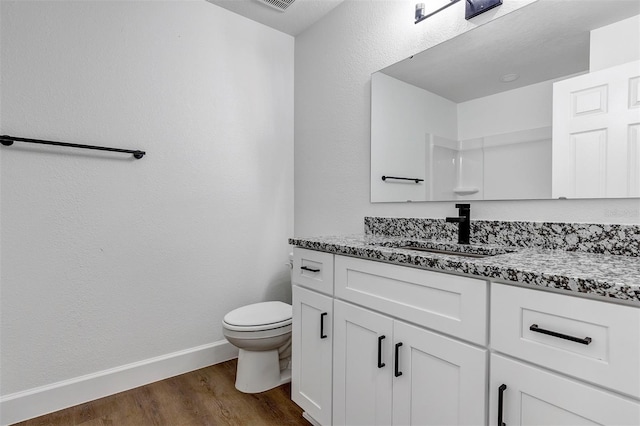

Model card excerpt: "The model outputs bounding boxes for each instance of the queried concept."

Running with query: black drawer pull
[301,265,320,273]
[394,342,403,377]
[529,324,592,345]
[320,312,328,339]
[498,384,507,426]
[377,335,386,368]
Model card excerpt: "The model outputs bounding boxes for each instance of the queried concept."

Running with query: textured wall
[294,0,640,237]
[0,1,293,394]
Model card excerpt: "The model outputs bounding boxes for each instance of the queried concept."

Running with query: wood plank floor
[14,359,308,426]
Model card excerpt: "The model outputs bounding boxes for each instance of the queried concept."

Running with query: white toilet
[222,301,292,393]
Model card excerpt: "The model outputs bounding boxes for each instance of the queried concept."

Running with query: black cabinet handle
[498,384,507,426]
[394,342,403,377]
[320,312,328,339]
[377,335,386,368]
[529,324,592,345]
[301,266,320,273]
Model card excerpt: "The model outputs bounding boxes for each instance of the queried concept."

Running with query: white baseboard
[302,411,322,426]
[0,339,238,426]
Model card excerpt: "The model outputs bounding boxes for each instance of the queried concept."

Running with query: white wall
[372,73,555,202]
[590,14,640,71]
[457,79,552,140]
[371,72,457,202]
[294,0,639,237]
[458,79,553,199]
[0,0,293,403]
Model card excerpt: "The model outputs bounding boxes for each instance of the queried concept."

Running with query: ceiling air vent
[255,0,295,12]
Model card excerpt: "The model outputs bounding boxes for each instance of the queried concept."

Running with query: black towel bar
[381,176,424,183]
[0,135,145,159]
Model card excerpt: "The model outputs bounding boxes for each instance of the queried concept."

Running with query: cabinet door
[333,300,393,425]
[490,354,640,426]
[393,321,487,426]
[552,60,640,198]
[292,285,333,426]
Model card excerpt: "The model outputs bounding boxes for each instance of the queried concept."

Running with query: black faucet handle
[449,203,471,245]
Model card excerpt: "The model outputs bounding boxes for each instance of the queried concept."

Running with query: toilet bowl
[222,301,292,393]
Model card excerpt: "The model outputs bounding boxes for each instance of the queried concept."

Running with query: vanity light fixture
[465,0,503,20]
[415,3,426,21]
[415,0,461,24]
[415,0,502,24]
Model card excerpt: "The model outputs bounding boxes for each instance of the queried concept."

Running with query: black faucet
[446,204,471,245]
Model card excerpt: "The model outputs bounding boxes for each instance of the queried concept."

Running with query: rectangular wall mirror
[371,0,640,202]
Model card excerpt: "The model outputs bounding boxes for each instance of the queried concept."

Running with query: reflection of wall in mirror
[480,128,552,200]
[457,81,554,200]
[590,15,640,72]
[371,72,457,202]
[372,73,556,201]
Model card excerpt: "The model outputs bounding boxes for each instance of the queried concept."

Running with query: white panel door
[292,285,333,426]
[392,321,487,426]
[332,300,393,426]
[490,354,640,426]
[552,60,640,198]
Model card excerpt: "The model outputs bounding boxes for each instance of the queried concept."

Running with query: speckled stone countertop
[288,234,640,306]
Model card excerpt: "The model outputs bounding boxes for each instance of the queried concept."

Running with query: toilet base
[234,348,292,393]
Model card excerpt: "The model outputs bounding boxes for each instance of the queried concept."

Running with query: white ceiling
[206,0,345,36]
[208,0,640,100]
[380,0,640,103]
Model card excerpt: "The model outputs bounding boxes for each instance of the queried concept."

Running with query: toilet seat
[223,301,292,332]
[223,323,292,341]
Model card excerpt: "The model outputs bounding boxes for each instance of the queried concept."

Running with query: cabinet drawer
[335,255,488,345]
[293,248,335,296]
[491,283,640,399]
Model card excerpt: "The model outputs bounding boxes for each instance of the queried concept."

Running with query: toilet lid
[224,301,292,327]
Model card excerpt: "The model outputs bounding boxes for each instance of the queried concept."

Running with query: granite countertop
[289,234,640,305]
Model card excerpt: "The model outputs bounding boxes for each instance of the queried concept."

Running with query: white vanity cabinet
[291,247,640,426]
[332,255,488,425]
[291,249,335,426]
[489,283,640,425]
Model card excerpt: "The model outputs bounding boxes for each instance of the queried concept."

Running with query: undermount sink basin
[397,245,494,258]
[366,239,518,258]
